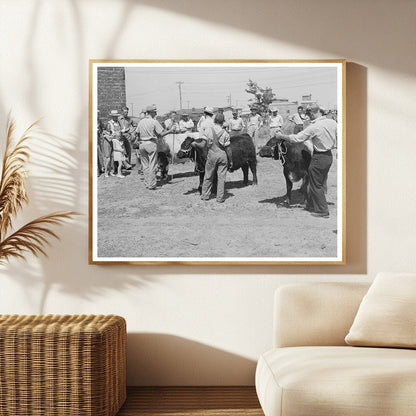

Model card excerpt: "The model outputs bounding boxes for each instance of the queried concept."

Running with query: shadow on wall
[134,0,413,76]
[0,1,143,311]
[0,124,153,313]
[127,333,257,386]
[0,1,369,298]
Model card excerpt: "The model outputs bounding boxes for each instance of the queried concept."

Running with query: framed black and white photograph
[89,60,345,264]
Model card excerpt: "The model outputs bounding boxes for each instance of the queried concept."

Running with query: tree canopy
[245,79,276,113]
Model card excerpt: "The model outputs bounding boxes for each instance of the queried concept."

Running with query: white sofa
[255,282,416,416]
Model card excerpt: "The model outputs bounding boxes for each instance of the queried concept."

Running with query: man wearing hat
[276,104,337,218]
[135,104,172,190]
[269,106,283,137]
[226,109,244,137]
[198,106,215,138]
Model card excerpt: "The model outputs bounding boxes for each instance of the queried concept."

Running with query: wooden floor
[117,386,264,416]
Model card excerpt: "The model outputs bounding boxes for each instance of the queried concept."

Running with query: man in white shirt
[226,109,244,137]
[247,107,262,151]
[276,104,337,217]
[269,106,284,137]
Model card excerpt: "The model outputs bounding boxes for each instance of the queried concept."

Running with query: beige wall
[0,0,415,385]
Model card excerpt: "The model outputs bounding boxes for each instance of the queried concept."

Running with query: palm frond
[0,116,40,238]
[0,211,79,264]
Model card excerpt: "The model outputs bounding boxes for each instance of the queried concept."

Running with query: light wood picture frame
[89,60,346,265]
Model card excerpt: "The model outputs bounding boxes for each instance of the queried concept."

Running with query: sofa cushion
[345,272,416,348]
[256,346,416,416]
[274,283,370,348]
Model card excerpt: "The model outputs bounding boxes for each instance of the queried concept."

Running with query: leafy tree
[245,80,276,114]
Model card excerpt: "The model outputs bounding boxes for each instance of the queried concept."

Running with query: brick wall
[97,67,126,124]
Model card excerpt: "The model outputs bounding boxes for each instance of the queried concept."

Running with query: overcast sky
[124,64,339,116]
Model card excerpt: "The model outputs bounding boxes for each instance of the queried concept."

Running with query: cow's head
[259,136,280,158]
[176,137,195,159]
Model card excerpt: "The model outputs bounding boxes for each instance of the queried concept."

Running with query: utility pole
[176,81,184,110]
[226,94,231,106]
[187,101,190,111]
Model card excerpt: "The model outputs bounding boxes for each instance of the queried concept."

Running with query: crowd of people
[97,102,338,216]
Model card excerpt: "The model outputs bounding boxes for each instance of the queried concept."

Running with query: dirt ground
[96,143,339,261]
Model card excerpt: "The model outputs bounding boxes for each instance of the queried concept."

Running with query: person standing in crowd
[276,104,337,218]
[269,106,284,137]
[111,132,126,178]
[197,106,215,137]
[226,109,244,137]
[178,113,194,132]
[200,113,233,203]
[118,106,135,165]
[97,112,104,176]
[247,107,262,150]
[135,104,172,190]
[105,110,122,176]
[197,109,207,133]
[289,106,307,132]
[164,111,178,131]
[107,109,121,135]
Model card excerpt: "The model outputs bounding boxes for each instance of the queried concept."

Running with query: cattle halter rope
[277,141,287,165]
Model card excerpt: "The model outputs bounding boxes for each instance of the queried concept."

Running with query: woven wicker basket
[0,314,126,416]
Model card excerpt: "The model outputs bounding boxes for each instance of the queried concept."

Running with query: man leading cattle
[200,113,233,203]
[275,104,337,218]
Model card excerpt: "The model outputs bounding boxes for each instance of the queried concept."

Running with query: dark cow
[177,133,258,194]
[156,138,172,180]
[259,120,312,205]
[133,137,171,181]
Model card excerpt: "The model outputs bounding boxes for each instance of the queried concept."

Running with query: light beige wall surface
[0,0,415,385]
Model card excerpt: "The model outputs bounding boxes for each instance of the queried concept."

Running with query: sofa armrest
[274,282,370,348]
